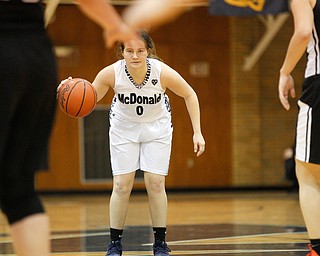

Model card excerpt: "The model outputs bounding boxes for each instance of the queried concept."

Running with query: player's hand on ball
[56,76,72,98]
[193,133,205,157]
[56,77,97,118]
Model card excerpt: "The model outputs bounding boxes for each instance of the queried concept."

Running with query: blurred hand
[103,24,138,48]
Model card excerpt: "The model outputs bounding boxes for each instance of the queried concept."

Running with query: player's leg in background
[296,160,320,255]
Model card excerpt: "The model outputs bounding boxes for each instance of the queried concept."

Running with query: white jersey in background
[305,0,320,78]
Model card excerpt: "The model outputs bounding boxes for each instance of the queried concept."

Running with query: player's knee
[145,175,165,194]
[113,180,133,197]
[0,192,44,224]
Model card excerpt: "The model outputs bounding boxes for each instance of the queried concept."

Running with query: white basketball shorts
[109,114,173,176]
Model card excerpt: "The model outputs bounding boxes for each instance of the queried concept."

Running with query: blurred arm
[123,0,205,30]
[74,0,134,47]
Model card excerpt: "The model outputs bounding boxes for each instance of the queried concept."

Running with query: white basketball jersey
[110,58,171,122]
[305,0,320,77]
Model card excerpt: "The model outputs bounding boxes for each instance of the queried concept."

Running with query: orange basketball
[57,78,97,118]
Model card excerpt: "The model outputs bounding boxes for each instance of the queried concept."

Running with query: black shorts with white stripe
[296,74,320,164]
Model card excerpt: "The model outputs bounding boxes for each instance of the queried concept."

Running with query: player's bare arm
[92,64,115,102]
[160,62,205,156]
[278,0,313,110]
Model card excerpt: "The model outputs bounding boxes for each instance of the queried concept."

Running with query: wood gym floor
[0,190,311,255]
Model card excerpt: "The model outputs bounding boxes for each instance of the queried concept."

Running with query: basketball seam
[65,80,81,116]
[75,79,87,117]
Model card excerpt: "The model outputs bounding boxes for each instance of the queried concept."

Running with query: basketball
[57,78,97,118]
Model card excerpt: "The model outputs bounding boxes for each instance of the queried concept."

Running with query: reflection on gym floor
[0,191,309,255]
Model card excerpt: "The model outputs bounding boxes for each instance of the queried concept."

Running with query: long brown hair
[115,30,163,61]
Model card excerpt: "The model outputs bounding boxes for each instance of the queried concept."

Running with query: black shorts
[0,3,58,196]
[296,75,320,164]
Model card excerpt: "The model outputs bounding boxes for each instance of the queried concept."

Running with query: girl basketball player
[278,0,320,255]
[92,30,205,255]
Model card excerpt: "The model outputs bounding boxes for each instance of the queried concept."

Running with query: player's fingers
[196,147,204,157]
[58,76,72,88]
[195,143,205,157]
[105,34,115,48]
[56,77,72,98]
[194,143,198,154]
[279,94,290,110]
[58,76,72,86]
[290,87,296,99]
